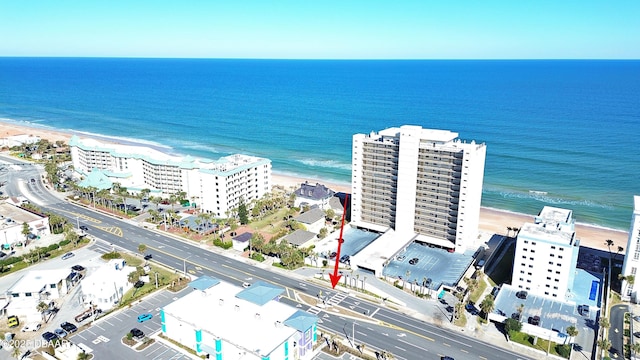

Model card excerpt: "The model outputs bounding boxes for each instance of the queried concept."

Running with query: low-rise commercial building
[161,276,318,360]
[79,259,135,311]
[5,269,71,321]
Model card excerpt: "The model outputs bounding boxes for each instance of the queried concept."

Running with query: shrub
[47,244,60,252]
[59,240,71,247]
[322,259,328,267]
[556,344,571,358]
[0,256,24,266]
[101,252,122,260]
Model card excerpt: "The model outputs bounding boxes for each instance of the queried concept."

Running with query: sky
[1,1,639,59]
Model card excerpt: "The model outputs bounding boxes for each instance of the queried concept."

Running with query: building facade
[351,125,486,252]
[69,136,272,218]
[161,277,318,360]
[79,259,135,311]
[511,206,580,301]
[1,202,51,249]
[621,195,640,302]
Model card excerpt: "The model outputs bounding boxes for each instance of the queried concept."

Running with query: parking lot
[70,288,195,359]
[382,242,474,289]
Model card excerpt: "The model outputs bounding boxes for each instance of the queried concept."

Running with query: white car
[21,322,41,332]
[242,282,251,288]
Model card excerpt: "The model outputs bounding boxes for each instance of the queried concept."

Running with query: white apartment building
[621,195,640,302]
[351,125,486,252]
[69,136,272,218]
[161,277,318,360]
[511,206,580,301]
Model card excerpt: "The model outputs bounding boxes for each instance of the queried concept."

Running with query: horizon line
[1,56,639,61]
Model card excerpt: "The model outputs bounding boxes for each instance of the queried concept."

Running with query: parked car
[130,328,145,339]
[144,254,152,260]
[53,328,67,338]
[528,315,541,326]
[515,290,528,300]
[408,257,419,265]
[71,265,85,272]
[134,280,145,288]
[396,255,406,261]
[137,313,153,323]
[75,309,93,323]
[7,315,19,328]
[60,322,78,333]
[62,252,75,260]
[465,303,478,315]
[42,332,58,342]
[578,304,590,317]
[21,322,41,332]
[441,357,455,360]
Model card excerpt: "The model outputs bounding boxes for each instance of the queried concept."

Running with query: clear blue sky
[2,1,638,59]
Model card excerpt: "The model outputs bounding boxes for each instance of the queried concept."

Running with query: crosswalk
[327,292,348,306]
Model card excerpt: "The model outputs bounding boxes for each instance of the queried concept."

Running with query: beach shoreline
[0,119,629,251]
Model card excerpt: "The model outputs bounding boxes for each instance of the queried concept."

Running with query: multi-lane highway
[2,156,535,360]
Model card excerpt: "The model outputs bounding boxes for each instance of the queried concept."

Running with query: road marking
[370,308,380,317]
[460,349,469,353]
[152,349,170,360]
[443,343,451,347]
[98,335,110,342]
[398,339,428,352]
[394,346,406,352]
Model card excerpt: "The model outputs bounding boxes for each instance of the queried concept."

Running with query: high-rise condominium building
[621,196,640,302]
[351,125,486,252]
[69,136,271,218]
[511,206,580,301]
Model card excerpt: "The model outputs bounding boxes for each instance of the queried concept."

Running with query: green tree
[480,295,495,320]
[77,351,92,360]
[566,325,578,344]
[138,244,147,255]
[318,227,328,239]
[237,198,249,225]
[21,222,31,245]
[11,346,21,360]
[504,318,522,336]
[37,301,49,322]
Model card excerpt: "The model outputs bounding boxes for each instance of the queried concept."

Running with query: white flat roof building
[622,196,640,302]
[69,136,272,218]
[161,277,318,360]
[512,206,580,301]
[6,269,71,321]
[351,125,486,253]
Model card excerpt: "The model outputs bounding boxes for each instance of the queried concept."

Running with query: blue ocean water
[0,58,638,230]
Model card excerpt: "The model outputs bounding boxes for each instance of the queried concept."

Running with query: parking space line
[93,324,105,331]
[102,319,114,326]
[152,348,170,360]
[144,343,163,356]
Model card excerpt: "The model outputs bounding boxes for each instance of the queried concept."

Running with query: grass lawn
[114,253,185,307]
[249,208,290,234]
[0,237,91,278]
[508,331,570,358]
[469,275,488,304]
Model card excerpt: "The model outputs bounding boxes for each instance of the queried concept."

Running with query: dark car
[134,280,145,288]
[465,303,478,315]
[60,322,78,333]
[515,290,528,300]
[71,265,85,272]
[130,328,145,339]
[144,254,152,260]
[528,315,541,326]
[441,357,455,360]
[79,225,88,231]
[42,331,58,342]
[408,257,419,265]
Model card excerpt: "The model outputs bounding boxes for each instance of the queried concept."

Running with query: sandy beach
[1,120,630,251]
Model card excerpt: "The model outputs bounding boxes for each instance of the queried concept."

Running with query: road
[2,156,535,360]
[609,303,628,358]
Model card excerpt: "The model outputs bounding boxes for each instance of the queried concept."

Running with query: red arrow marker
[329,193,349,288]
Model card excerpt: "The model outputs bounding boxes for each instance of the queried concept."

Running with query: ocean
[0,58,638,230]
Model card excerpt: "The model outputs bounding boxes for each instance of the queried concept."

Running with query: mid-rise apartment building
[69,136,271,218]
[351,125,486,251]
[621,195,640,302]
[511,206,580,301]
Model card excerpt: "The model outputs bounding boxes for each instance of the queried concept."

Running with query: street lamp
[183,255,193,277]
[155,272,159,289]
[76,216,80,230]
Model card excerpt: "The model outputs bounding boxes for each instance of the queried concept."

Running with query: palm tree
[37,301,49,322]
[597,338,611,353]
[506,226,513,237]
[480,295,495,320]
[11,346,21,360]
[566,325,578,346]
[77,351,92,360]
[631,342,640,358]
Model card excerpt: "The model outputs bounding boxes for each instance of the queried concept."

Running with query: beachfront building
[511,206,580,301]
[0,134,40,148]
[621,195,640,303]
[69,136,272,218]
[0,201,51,250]
[293,182,335,210]
[350,125,486,253]
[161,276,318,360]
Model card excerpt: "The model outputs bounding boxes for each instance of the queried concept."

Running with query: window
[551,246,556,249]
[529,257,534,261]
[25,292,32,297]
[532,242,537,245]
[558,255,563,259]
[550,254,555,257]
